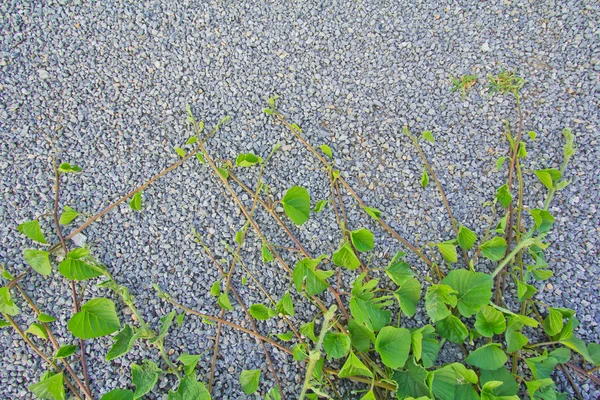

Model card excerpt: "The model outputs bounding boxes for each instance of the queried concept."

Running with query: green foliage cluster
[1,72,599,400]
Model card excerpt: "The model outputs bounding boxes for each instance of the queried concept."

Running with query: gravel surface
[1,0,599,398]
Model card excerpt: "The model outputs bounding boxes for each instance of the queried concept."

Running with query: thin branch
[273,111,433,268]
[52,159,92,397]
[4,314,83,400]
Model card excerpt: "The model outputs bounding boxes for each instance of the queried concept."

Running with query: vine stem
[13,285,93,399]
[273,110,433,269]
[404,128,470,265]
[52,159,92,398]
[496,96,523,304]
[47,125,219,254]
[3,314,83,400]
[160,295,398,392]
[196,128,351,328]
[299,306,336,400]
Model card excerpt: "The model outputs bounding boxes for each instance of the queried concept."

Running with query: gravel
[1,0,599,398]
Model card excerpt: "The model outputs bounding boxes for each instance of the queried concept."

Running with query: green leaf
[217,167,229,179]
[505,327,528,354]
[240,369,261,395]
[332,242,360,270]
[58,162,81,173]
[300,321,317,342]
[560,337,592,363]
[54,344,78,359]
[528,131,537,141]
[293,343,308,361]
[430,364,479,400]
[196,153,206,164]
[18,220,47,244]
[496,184,513,209]
[59,205,79,225]
[174,147,186,157]
[132,360,160,399]
[350,228,374,252]
[385,251,413,285]
[442,270,493,317]
[218,293,233,310]
[0,286,20,316]
[375,326,411,369]
[392,358,430,399]
[29,372,65,400]
[235,153,263,167]
[531,268,553,281]
[249,304,271,320]
[319,144,333,159]
[178,353,202,376]
[359,391,376,400]
[185,136,197,145]
[58,257,104,281]
[23,249,52,276]
[529,209,555,233]
[67,248,90,259]
[292,257,332,295]
[275,292,294,316]
[480,367,519,397]
[550,348,571,364]
[362,206,382,220]
[436,315,468,344]
[26,323,48,340]
[420,168,429,188]
[425,284,457,322]
[534,169,561,190]
[38,313,57,323]
[437,242,457,263]
[350,274,391,332]
[588,343,600,366]
[479,237,508,261]
[338,352,373,378]
[422,130,435,143]
[465,343,507,370]
[276,331,293,341]
[421,337,440,368]
[67,298,120,339]
[314,200,328,213]
[517,281,537,302]
[100,389,134,400]
[210,281,221,297]
[107,326,140,360]
[457,226,477,251]
[525,378,555,399]
[525,354,559,380]
[130,192,142,211]
[348,319,374,353]
[281,186,310,225]
[394,278,421,317]
[265,386,282,400]
[496,156,506,171]
[542,308,564,336]
[475,305,506,337]
[167,375,210,400]
[323,332,351,359]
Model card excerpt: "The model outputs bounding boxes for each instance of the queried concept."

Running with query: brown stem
[407,130,470,265]
[14,285,93,399]
[559,364,584,400]
[52,160,92,398]
[196,133,350,328]
[160,294,397,393]
[161,296,292,354]
[4,314,83,400]
[47,127,218,254]
[273,111,433,268]
[496,99,524,303]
